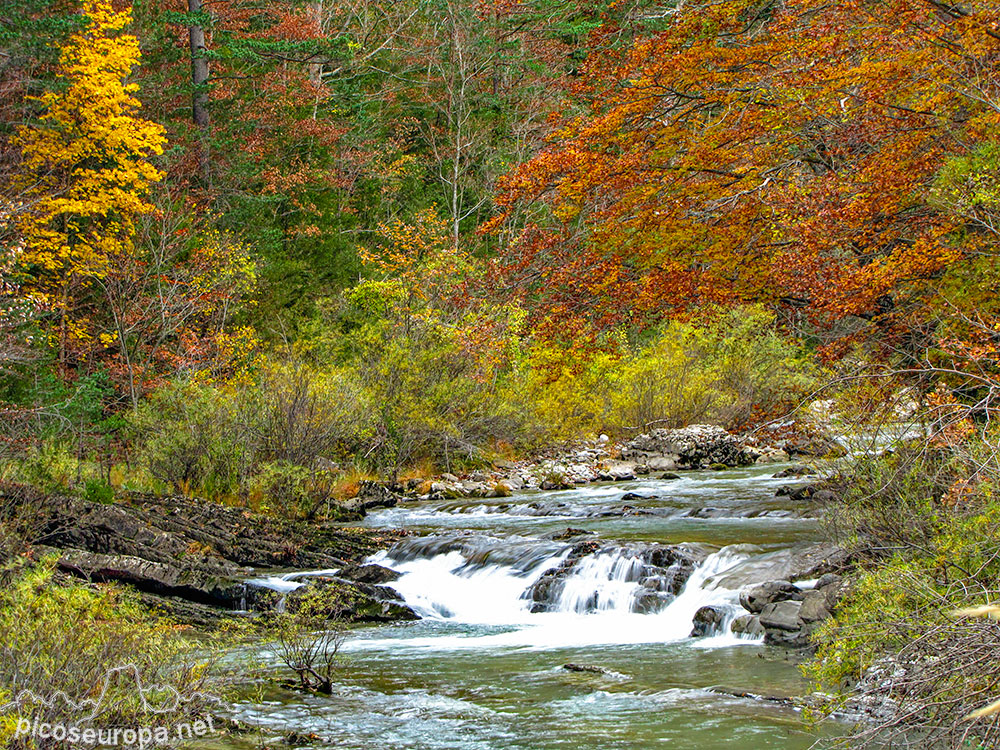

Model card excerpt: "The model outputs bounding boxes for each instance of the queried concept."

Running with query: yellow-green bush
[0,561,221,749]
[806,444,1000,747]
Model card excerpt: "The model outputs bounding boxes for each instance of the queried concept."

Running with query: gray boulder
[760,600,803,632]
[731,614,765,638]
[798,589,832,623]
[739,580,803,614]
[690,605,727,637]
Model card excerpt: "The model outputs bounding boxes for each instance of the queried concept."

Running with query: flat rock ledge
[4,483,410,627]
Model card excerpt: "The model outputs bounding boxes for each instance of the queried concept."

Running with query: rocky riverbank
[2,423,847,633]
[374,423,841,502]
[3,482,413,626]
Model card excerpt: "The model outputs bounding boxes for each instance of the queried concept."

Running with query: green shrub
[249,460,330,519]
[807,442,1000,747]
[131,381,247,498]
[0,561,223,749]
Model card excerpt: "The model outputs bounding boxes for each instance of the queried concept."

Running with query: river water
[227,463,837,748]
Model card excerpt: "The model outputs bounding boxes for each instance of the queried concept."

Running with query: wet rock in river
[563,663,615,675]
[775,484,817,501]
[690,605,727,637]
[549,528,597,541]
[731,614,765,638]
[772,465,813,478]
[620,492,657,503]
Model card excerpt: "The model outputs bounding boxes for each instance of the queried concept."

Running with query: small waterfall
[656,546,754,642]
[364,536,759,649]
[553,550,647,613]
[243,568,341,613]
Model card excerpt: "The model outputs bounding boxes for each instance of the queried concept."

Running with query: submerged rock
[563,663,618,676]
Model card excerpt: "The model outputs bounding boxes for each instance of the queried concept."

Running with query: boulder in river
[690,605,727,637]
[775,484,817,500]
[759,600,803,632]
[740,576,845,649]
[739,581,803,614]
[772,465,813,479]
[285,576,418,623]
[731,614,765,638]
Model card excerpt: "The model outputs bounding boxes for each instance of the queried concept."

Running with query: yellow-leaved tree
[16,0,165,366]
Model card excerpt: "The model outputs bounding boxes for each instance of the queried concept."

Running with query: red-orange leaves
[487,0,1000,351]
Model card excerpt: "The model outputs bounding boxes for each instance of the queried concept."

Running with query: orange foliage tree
[486,0,1000,360]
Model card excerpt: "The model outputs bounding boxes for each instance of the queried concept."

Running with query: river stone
[337,563,400,585]
[764,625,813,649]
[647,456,678,471]
[775,484,817,501]
[798,590,832,623]
[816,573,845,610]
[287,577,418,623]
[690,605,727,637]
[772,465,812,478]
[605,462,637,481]
[739,581,803,614]
[759,600,803,631]
[731,614,765,638]
[504,475,525,491]
[460,480,491,497]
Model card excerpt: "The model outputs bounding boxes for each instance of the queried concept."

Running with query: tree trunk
[188,0,211,185]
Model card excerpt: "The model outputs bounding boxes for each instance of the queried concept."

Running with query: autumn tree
[15,0,166,371]
[487,0,1000,365]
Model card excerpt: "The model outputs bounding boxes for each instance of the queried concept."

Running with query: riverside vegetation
[2,0,1000,747]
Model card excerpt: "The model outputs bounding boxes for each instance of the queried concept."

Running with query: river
[226,463,838,748]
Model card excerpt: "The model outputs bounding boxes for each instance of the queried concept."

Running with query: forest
[1,0,1000,748]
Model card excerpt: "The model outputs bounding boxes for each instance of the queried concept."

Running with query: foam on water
[353,543,758,652]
